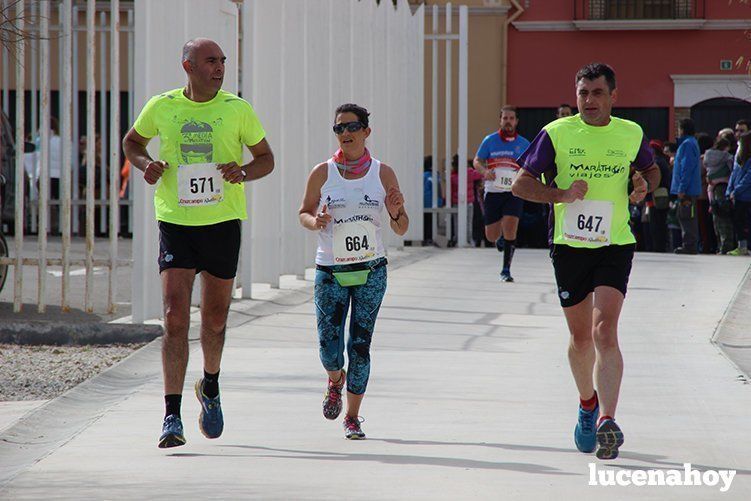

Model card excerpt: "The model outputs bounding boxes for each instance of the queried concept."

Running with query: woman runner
[299,104,409,439]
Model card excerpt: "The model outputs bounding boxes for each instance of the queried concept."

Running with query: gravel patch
[0,343,146,401]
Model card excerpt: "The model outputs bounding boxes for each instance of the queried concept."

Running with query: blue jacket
[670,135,701,197]
[727,159,751,202]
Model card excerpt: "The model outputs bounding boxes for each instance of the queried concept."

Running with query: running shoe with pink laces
[343,415,366,440]
[322,370,345,420]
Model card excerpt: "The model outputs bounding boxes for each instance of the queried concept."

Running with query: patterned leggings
[313,262,387,395]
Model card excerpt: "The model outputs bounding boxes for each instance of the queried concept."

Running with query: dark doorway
[691,97,751,137]
[517,107,669,142]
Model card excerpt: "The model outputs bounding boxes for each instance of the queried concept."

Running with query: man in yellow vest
[512,63,660,460]
[123,38,274,448]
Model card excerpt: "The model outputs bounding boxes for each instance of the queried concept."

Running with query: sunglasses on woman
[333,121,365,135]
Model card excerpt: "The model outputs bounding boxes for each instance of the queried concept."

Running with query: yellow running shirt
[133,88,266,226]
[519,115,654,248]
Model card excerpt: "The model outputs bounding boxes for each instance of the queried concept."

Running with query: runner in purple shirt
[512,63,660,461]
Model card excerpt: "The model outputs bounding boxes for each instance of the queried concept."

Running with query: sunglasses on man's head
[333,121,365,135]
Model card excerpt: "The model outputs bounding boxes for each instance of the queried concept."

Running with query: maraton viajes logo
[334,215,372,224]
[569,162,625,179]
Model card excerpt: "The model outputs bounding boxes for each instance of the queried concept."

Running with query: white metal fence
[0,0,132,314]
[2,0,424,321]
[426,3,469,247]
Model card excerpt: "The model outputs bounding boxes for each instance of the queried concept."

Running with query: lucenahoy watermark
[588,463,736,492]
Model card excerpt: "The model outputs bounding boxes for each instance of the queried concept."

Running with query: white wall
[241,0,424,292]
[132,0,238,322]
[133,0,423,320]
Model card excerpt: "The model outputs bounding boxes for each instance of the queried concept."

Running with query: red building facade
[507,0,751,142]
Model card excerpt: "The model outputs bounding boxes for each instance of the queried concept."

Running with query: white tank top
[316,158,387,266]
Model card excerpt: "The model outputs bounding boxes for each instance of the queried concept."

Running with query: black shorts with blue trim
[550,243,635,308]
[157,219,241,280]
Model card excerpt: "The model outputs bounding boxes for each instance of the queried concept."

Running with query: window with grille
[588,0,696,20]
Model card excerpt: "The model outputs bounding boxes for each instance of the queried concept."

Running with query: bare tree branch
[1,0,43,56]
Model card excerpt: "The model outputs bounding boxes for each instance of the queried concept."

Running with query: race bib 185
[493,166,516,192]
[177,163,224,207]
[562,199,613,245]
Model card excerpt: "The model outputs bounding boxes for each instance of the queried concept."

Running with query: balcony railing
[574,0,706,20]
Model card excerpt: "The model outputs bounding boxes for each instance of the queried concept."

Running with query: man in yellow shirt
[123,38,274,448]
[513,63,659,460]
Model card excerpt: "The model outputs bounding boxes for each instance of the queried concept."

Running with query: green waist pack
[332,269,371,287]
[326,258,387,287]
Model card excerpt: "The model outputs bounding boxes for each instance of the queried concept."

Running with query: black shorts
[158,219,241,279]
[483,192,524,225]
[550,243,635,308]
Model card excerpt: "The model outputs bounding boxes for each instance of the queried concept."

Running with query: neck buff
[499,129,518,142]
[333,147,372,175]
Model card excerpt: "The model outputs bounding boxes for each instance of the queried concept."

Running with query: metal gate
[0,0,132,314]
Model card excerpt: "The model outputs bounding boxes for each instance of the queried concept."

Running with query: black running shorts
[483,192,524,225]
[550,243,635,308]
[157,219,241,280]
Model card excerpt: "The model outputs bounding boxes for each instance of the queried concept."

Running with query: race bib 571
[177,163,224,207]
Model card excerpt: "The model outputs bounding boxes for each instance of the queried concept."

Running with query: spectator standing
[697,133,716,253]
[422,155,442,245]
[36,117,62,234]
[705,137,735,254]
[646,140,671,252]
[670,118,701,254]
[449,154,483,246]
[557,104,573,119]
[727,132,751,256]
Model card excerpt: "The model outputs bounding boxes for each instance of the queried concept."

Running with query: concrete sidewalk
[1,248,750,499]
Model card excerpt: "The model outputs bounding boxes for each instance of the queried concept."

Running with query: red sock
[580,391,598,411]
[597,415,613,427]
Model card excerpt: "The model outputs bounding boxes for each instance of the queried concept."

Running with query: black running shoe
[158,414,186,449]
[596,418,624,460]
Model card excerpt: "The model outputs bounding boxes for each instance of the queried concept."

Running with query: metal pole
[38,0,49,313]
[61,0,73,311]
[13,0,26,313]
[29,0,38,234]
[127,8,134,236]
[1,0,8,116]
[57,1,63,236]
[457,6,468,247]
[431,5,438,242]
[85,0,95,312]
[30,1,38,140]
[99,11,107,236]
[444,2,452,240]
[109,0,119,314]
[72,5,80,235]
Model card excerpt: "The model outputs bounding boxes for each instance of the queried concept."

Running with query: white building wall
[132,0,238,322]
[134,0,423,320]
